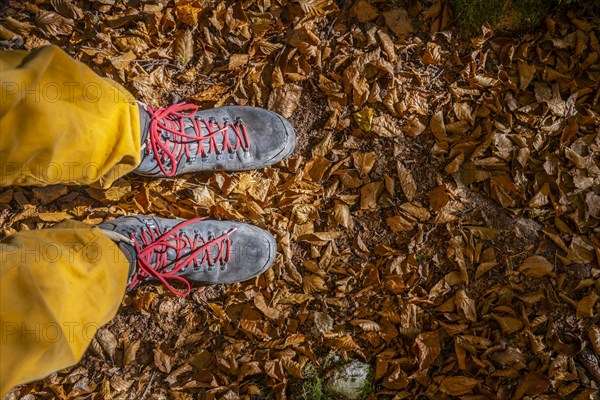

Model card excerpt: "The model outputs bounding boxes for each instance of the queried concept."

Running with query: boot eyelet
[145,222,157,230]
[216,152,223,160]
[220,264,227,271]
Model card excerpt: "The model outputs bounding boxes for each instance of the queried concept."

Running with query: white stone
[325,360,372,400]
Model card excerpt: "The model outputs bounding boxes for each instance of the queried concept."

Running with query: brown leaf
[351,0,379,22]
[50,0,84,20]
[476,261,499,279]
[511,372,551,399]
[429,185,449,211]
[312,131,335,157]
[466,226,499,240]
[576,292,598,318]
[253,292,281,320]
[439,376,481,396]
[174,29,194,66]
[360,181,384,210]
[383,8,413,37]
[333,201,353,229]
[386,215,414,232]
[350,319,381,332]
[175,3,203,25]
[396,161,416,201]
[329,334,360,351]
[154,344,173,373]
[227,53,249,70]
[413,331,441,370]
[314,311,334,334]
[353,152,377,175]
[35,10,73,36]
[400,116,426,137]
[293,204,319,224]
[492,314,524,334]
[371,115,400,137]
[298,231,343,245]
[422,42,442,64]
[455,290,477,322]
[268,84,302,118]
[96,329,117,360]
[588,324,600,355]
[303,275,327,293]
[519,255,555,278]
[104,178,131,201]
[124,340,140,367]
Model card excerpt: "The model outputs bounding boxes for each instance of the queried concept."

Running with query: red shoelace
[145,102,251,177]
[128,218,236,296]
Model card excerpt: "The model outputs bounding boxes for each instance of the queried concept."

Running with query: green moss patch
[451,0,559,35]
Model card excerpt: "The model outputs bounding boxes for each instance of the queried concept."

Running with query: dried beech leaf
[174,29,194,65]
[329,334,360,351]
[124,340,140,367]
[455,290,477,322]
[519,256,555,278]
[350,319,381,332]
[576,292,598,318]
[351,0,379,23]
[333,201,353,229]
[154,345,173,374]
[492,314,524,334]
[96,329,118,360]
[268,84,302,118]
[422,42,442,64]
[303,274,327,293]
[371,115,400,137]
[360,181,384,210]
[386,215,414,232]
[396,162,416,201]
[413,331,441,369]
[439,376,481,396]
[383,8,413,37]
[314,311,334,334]
[466,226,499,240]
[353,152,377,175]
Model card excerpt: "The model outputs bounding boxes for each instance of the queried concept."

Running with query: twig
[138,369,156,400]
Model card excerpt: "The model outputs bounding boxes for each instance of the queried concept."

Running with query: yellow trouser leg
[0,45,141,188]
[0,221,129,396]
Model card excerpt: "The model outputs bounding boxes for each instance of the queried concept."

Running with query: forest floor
[1,0,599,399]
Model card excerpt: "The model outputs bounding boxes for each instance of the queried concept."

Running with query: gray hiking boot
[98,216,277,296]
[135,102,295,177]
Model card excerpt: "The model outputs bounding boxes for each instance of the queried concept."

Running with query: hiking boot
[98,215,277,296]
[135,102,296,177]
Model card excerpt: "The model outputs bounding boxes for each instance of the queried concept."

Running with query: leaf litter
[0,0,599,399]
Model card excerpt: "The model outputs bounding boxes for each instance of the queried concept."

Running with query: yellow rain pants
[0,46,138,396]
[0,221,129,396]
[1,45,141,188]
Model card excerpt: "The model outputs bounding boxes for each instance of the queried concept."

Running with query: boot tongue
[117,242,138,279]
[138,102,151,146]
[99,228,137,279]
